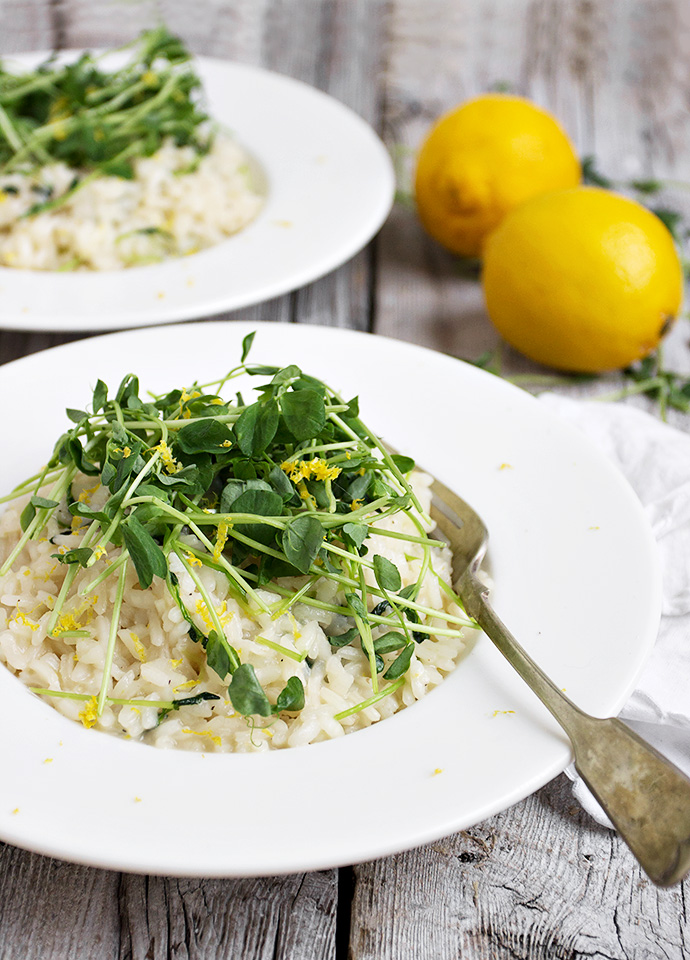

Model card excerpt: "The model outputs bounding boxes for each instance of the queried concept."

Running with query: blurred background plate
[0,55,395,332]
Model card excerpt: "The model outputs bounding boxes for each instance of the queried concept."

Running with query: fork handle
[459,569,690,887]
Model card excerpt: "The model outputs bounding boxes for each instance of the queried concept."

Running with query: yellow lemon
[482,187,684,372]
[415,94,581,258]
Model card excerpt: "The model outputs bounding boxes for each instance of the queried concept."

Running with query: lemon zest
[213,519,229,562]
[129,631,147,663]
[182,727,222,746]
[12,611,39,632]
[153,440,180,474]
[78,696,99,728]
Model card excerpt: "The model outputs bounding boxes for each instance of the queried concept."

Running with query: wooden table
[0,2,689,957]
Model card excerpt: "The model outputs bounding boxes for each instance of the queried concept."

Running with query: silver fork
[425,467,690,887]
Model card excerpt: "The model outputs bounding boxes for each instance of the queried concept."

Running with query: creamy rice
[0,134,262,271]
[0,472,468,753]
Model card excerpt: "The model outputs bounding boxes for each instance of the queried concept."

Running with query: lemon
[482,187,684,372]
[415,94,581,258]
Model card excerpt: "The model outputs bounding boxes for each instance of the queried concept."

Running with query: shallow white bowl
[0,55,395,331]
[0,322,660,875]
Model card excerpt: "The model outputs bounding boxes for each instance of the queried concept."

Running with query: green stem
[96,559,128,717]
[334,677,405,721]
[172,545,241,673]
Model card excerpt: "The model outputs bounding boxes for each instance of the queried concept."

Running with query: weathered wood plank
[260,0,386,330]
[350,776,690,960]
[0,844,120,960]
[118,870,336,960]
[0,0,53,53]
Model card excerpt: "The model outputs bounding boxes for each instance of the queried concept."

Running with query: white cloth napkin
[539,394,690,827]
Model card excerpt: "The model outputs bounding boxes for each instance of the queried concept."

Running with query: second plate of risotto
[0,39,394,331]
[0,322,660,875]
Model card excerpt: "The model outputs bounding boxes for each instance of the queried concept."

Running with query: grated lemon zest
[153,440,180,474]
[213,519,229,562]
[281,457,340,482]
[12,611,40,632]
[78,696,99,728]
[129,631,147,663]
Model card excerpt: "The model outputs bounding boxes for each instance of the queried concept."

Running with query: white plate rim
[0,321,661,876]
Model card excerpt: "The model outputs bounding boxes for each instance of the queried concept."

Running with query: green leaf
[121,515,167,589]
[230,487,283,518]
[31,495,59,510]
[345,396,359,418]
[52,547,94,567]
[232,487,284,545]
[328,626,360,648]
[68,501,111,525]
[373,632,408,655]
[281,389,326,441]
[282,515,325,574]
[373,554,402,592]
[652,207,683,241]
[115,373,140,407]
[241,331,256,363]
[66,408,89,424]
[274,676,305,713]
[19,502,35,532]
[67,437,100,476]
[341,522,368,549]
[245,365,280,376]
[172,691,221,709]
[346,472,372,501]
[268,464,298,502]
[205,630,231,680]
[220,478,272,513]
[228,663,272,716]
[175,417,233,454]
[390,454,415,474]
[234,399,279,456]
[581,155,613,188]
[345,592,368,621]
[383,643,414,680]
[271,364,301,386]
[631,178,663,195]
[20,495,59,531]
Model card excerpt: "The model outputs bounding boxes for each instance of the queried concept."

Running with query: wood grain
[350,777,690,960]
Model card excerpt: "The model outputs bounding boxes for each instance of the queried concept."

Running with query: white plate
[0,55,394,331]
[0,322,660,876]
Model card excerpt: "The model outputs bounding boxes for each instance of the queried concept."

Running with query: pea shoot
[0,28,211,216]
[1,332,471,729]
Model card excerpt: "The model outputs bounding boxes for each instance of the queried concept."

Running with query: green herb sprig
[2,332,471,728]
[0,27,211,216]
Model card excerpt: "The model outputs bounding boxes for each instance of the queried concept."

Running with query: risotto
[0,348,473,753]
[0,136,263,271]
[0,28,262,271]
